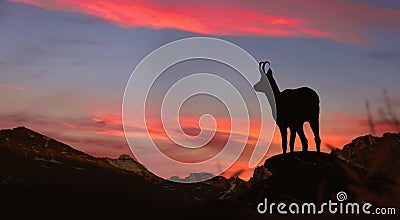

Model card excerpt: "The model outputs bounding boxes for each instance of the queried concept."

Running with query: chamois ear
[259,61,271,76]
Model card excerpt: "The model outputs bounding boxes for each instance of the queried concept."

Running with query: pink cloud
[9,0,400,43]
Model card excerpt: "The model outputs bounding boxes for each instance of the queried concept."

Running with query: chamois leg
[310,119,321,152]
[289,127,296,153]
[279,126,288,154]
[297,124,308,152]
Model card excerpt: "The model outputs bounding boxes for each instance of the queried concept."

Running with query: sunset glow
[1,0,399,180]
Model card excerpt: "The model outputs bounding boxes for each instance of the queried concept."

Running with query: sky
[1,0,399,180]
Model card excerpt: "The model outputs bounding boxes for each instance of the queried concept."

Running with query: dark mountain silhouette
[0,127,186,217]
[332,133,400,178]
[0,126,246,217]
[0,126,398,218]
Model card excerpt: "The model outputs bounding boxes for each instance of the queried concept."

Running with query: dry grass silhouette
[366,101,376,135]
[366,89,400,134]
[383,89,400,131]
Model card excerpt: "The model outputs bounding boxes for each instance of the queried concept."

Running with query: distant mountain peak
[118,154,133,160]
[169,172,215,183]
[13,125,29,130]
[11,126,37,133]
[0,126,117,172]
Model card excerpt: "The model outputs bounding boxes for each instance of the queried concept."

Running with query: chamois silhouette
[254,61,321,153]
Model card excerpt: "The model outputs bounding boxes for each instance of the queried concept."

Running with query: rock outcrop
[105,154,163,184]
[248,166,273,185]
[332,132,400,178]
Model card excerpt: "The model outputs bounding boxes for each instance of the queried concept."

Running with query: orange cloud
[9,0,400,43]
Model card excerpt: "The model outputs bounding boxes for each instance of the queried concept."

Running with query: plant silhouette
[254,61,321,153]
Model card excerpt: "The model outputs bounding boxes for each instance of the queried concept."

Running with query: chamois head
[254,61,271,93]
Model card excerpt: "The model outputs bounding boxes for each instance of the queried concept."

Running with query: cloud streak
[366,51,400,66]
[9,0,400,43]
[0,82,29,91]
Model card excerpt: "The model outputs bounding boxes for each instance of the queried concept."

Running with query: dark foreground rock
[236,151,399,218]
